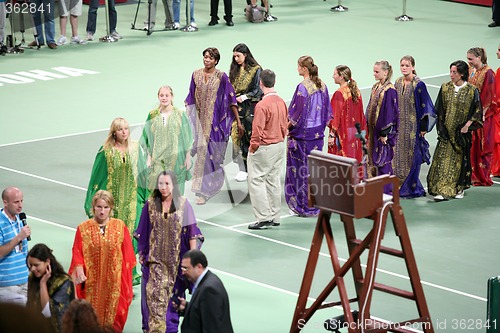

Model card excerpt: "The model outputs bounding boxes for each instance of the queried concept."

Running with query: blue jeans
[86,0,117,34]
[31,0,55,44]
[173,0,194,23]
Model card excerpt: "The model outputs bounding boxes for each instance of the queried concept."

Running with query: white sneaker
[234,171,248,182]
[71,36,87,44]
[190,21,197,28]
[86,32,94,41]
[454,190,464,199]
[433,195,446,201]
[265,14,278,22]
[173,22,180,29]
[57,35,67,45]
[111,31,123,40]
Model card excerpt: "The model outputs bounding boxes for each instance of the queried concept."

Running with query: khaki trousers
[247,141,284,222]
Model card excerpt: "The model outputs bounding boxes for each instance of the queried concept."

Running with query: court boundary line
[0,74,449,147]
[28,214,487,302]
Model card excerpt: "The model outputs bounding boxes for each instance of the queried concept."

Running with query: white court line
[0,165,86,191]
[228,214,294,229]
[0,122,145,148]
[29,213,487,302]
[0,74,449,148]
[1,157,493,302]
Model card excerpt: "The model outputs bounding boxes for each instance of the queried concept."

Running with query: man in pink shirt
[247,69,288,230]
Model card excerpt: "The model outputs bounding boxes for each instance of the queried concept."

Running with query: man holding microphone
[0,186,31,305]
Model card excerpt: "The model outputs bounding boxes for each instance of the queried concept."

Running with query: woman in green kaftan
[84,117,146,284]
[141,85,194,196]
[427,61,482,201]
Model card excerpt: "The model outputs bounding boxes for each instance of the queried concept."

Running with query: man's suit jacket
[181,270,234,333]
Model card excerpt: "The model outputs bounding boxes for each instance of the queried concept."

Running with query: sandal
[195,197,206,205]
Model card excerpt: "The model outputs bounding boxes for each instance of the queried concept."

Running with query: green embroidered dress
[141,107,194,195]
[84,142,146,282]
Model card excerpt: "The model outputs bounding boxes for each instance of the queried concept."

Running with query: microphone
[19,212,31,241]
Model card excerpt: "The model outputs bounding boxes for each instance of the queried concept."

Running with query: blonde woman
[84,117,146,285]
[70,190,136,332]
[140,86,194,196]
[365,60,400,194]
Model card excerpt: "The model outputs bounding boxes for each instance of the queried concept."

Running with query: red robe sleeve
[68,227,86,299]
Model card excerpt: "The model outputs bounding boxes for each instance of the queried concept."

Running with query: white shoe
[143,23,155,30]
[173,22,180,29]
[71,36,87,44]
[57,35,67,45]
[111,31,123,39]
[190,21,197,28]
[433,195,446,201]
[288,209,298,216]
[454,190,464,199]
[86,32,94,41]
[234,171,248,182]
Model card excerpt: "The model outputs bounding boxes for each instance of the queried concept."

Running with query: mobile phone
[172,294,181,306]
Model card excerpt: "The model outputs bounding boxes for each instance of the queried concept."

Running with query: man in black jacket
[176,250,234,333]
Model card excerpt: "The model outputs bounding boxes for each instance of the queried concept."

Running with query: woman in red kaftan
[467,47,496,185]
[492,45,500,177]
[328,65,367,164]
[69,190,136,333]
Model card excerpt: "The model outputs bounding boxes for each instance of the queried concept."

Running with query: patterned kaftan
[394,77,436,198]
[285,78,331,217]
[185,68,237,200]
[27,274,75,333]
[492,67,500,176]
[230,64,262,166]
[427,82,482,198]
[135,198,203,333]
[469,65,496,186]
[141,107,194,195]
[366,81,399,193]
[69,218,136,333]
[328,84,366,163]
[84,143,146,283]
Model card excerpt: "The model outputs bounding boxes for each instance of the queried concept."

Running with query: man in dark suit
[176,249,234,333]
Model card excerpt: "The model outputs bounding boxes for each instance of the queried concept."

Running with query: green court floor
[1,0,500,332]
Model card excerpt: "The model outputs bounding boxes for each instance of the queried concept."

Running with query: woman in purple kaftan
[394,56,436,198]
[134,171,203,333]
[185,47,243,205]
[285,56,332,217]
[366,60,400,194]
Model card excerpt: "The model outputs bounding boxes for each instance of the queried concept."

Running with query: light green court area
[1,0,500,332]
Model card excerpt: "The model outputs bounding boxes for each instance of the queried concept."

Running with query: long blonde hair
[103,117,130,150]
[374,60,393,83]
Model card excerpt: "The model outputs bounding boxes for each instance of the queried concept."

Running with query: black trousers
[210,0,232,21]
[493,0,500,22]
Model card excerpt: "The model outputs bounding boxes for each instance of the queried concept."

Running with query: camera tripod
[130,0,197,35]
[2,0,39,54]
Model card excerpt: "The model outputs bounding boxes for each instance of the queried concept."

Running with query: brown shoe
[47,42,57,49]
[28,40,44,47]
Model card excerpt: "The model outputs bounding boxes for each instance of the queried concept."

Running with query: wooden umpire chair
[290,151,434,333]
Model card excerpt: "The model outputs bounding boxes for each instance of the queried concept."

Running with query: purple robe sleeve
[135,201,151,261]
[181,199,204,250]
[375,87,399,147]
[288,84,307,137]
[372,87,399,167]
[415,81,437,132]
[185,73,196,107]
